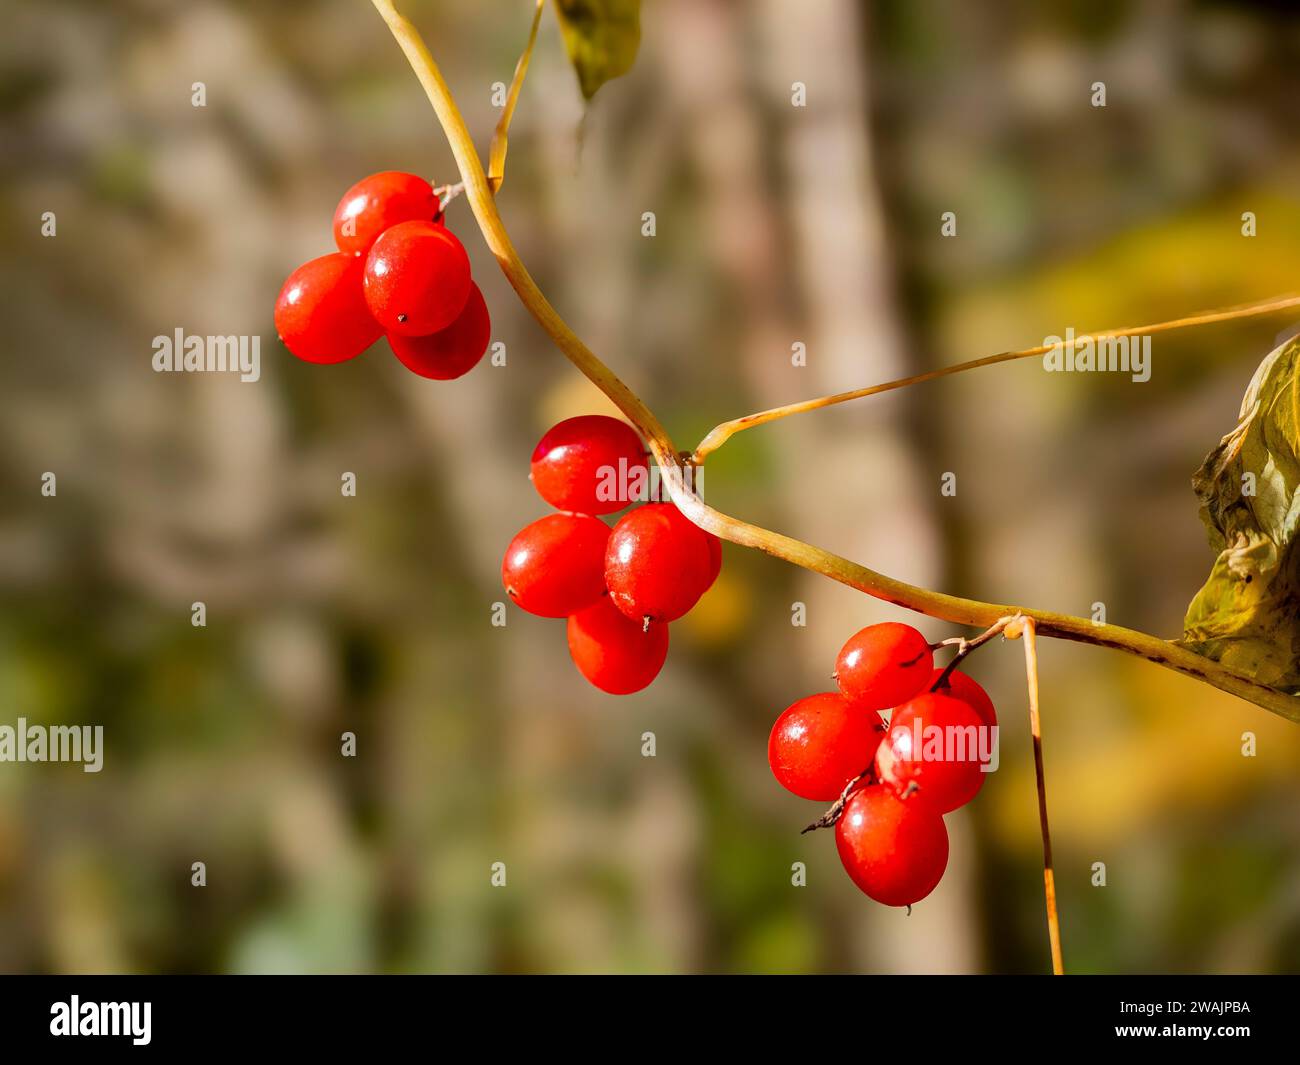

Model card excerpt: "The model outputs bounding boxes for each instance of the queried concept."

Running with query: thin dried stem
[434,181,465,211]
[487,0,545,194]
[692,294,1300,463]
[368,0,1300,725]
[1006,617,1064,975]
[801,764,876,834]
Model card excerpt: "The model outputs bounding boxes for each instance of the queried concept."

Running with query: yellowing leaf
[1181,336,1300,692]
[553,0,640,101]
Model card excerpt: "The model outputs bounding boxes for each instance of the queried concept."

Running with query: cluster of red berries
[768,622,999,908]
[274,171,490,379]
[501,415,722,694]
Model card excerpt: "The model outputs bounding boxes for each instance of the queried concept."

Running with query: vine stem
[367,0,1300,725]
[692,294,1300,462]
[1006,617,1064,975]
[368,0,676,461]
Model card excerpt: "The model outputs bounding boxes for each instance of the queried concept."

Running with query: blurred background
[2,0,1300,974]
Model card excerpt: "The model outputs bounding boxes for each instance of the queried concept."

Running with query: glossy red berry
[767,692,884,801]
[604,503,715,623]
[835,622,933,711]
[874,692,988,814]
[386,283,490,380]
[703,532,723,590]
[566,596,669,694]
[835,784,949,907]
[928,667,997,729]
[275,252,382,364]
[530,415,648,515]
[363,220,472,336]
[502,513,609,618]
[333,171,441,257]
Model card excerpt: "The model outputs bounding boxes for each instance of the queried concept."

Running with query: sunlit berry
[275,252,381,364]
[333,170,442,257]
[501,513,610,618]
[387,283,490,380]
[767,692,884,801]
[835,622,933,711]
[567,596,669,694]
[835,784,949,907]
[363,220,472,336]
[530,415,648,515]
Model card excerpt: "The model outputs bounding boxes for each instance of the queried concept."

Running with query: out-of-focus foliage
[1183,338,1300,692]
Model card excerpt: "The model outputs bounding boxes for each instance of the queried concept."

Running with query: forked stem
[931,615,1018,692]
[434,181,465,211]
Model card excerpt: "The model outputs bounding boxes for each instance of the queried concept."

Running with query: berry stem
[368,0,1300,725]
[801,766,874,834]
[690,293,1300,464]
[434,181,466,211]
[930,615,1018,692]
[1006,617,1065,976]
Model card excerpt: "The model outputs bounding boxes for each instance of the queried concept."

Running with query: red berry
[835,622,933,711]
[566,596,669,694]
[687,516,722,596]
[875,692,988,814]
[274,252,381,364]
[604,503,715,623]
[333,171,441,257]
[928,667,997,729]
[502,513,609,618]
[835,784,949,907]
[386,283,490,380]
[767,692,884,801]
[703,532,723,589]
[530,415,648,515]
[363,220,472,336]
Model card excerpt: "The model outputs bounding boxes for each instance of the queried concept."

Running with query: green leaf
[1181,336,1300,692]
[553,0,641,101]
